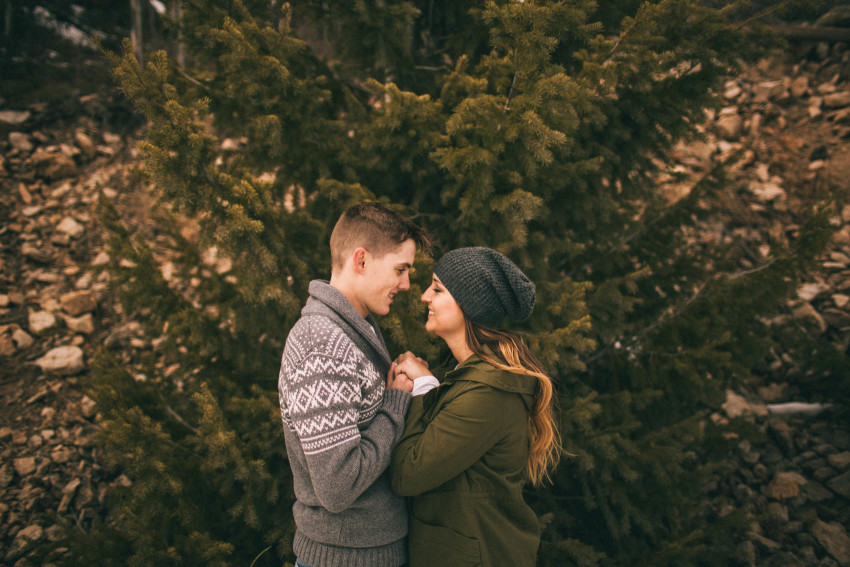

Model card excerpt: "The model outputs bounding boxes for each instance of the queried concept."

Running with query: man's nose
[399,273,410,291]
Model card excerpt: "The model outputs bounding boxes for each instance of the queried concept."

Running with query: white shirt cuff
[411,375,440,396]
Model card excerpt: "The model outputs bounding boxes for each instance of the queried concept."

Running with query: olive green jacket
[390,354,540,567]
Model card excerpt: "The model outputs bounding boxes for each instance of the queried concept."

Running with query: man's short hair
[330,202,431,272]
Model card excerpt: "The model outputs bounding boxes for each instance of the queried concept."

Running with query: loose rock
[12,328,34,349]
[64,313,95,334]
[828,452,850,471]
[28,310,57,335]
[791,302,827,334]
[35,346,85,376]
[828,470,850,498]
[812,521,850,566]
[55,217,85,239]
[823,91,850,109]
[0,110,31,124]
[766,471,807,500]
[723,390,768,419]
[9,132,33,152]
[30,149,77,180]
[74,131,97,159]
[60,291,97,316]
[13,457,36,477]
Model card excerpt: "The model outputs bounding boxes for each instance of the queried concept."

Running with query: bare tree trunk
[131,0,143,63]
[172,0,184,68]
[4,0,12,41]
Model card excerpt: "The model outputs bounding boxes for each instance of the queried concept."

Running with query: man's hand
[393,351,430,380]
[387,362,414,392]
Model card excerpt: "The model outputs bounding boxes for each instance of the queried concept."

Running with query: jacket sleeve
[390,383,512,496]
[283,348,411,513]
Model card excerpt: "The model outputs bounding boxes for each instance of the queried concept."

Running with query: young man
[278,202,431,567]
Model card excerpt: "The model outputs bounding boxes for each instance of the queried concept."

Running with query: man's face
[359,239,416,316]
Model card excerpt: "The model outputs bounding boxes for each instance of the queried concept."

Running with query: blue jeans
[295,560,309,567]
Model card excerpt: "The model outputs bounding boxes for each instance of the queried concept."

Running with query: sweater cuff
[383,387,412,416]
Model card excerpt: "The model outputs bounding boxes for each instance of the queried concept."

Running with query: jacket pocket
[410,516,481,567]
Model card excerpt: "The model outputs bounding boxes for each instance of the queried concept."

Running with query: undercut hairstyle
[329,202,432,272]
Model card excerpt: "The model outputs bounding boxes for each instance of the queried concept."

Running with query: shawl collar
[302,280,392,369]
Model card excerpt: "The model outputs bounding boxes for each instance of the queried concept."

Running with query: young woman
[390,247,560,567]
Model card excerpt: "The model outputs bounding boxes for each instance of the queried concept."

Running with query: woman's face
[421,274,466,339]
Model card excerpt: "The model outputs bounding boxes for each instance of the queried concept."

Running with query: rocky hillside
[1,39,849,567]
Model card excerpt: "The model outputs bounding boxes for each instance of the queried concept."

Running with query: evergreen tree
[74,1,833,565]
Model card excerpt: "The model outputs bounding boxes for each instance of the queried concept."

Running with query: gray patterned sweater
[278,280,411,567]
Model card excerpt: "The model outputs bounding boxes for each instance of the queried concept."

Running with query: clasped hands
[386,351,430,392]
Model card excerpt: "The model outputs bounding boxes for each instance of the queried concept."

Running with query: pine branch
[504,71,518,113]
[585,253,788,366]
[161,397,200,434]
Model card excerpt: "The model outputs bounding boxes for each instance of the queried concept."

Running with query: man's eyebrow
[396,262,412,268]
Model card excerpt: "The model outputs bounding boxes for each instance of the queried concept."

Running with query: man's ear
[352,247,368,274]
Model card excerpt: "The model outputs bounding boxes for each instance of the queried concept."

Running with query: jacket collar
[443,350,538,406]
[303,280,391,368]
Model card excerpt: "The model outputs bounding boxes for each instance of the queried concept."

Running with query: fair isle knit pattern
[281,315,385,455]
[278,280,411,567]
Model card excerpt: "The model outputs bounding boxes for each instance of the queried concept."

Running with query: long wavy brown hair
[464,319,561,486]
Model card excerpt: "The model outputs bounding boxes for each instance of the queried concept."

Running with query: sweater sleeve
[281,333,411,513]
[390,383,511,496]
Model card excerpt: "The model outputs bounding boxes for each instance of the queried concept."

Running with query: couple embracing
[278,202,560,567]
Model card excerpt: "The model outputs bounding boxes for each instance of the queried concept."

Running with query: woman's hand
[393,351,429,369]
[387,362,414,392]
[393,351,430,380]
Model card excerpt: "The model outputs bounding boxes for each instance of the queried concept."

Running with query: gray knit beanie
[433,247,536,328]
